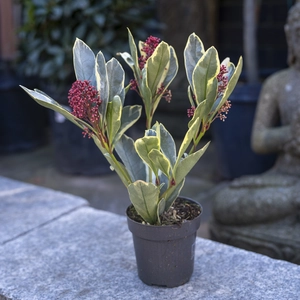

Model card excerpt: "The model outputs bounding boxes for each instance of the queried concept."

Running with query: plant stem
[145,111,154,184]
[146,112,153,130]
[189,128,205,155]
[94,130,132,187]
[109,151,133,186]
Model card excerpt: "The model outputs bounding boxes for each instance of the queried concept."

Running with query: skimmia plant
[21,29,242,225]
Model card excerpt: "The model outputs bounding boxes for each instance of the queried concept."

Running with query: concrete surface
[0,178,299,300]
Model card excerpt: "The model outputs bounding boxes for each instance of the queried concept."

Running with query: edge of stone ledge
[1,205,89,246]
[0,175,89,204]
[0,176,90,245]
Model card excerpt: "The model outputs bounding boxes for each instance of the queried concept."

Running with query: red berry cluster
[139,36,161,70]
[68,80,101,124]
[217,64,228,97]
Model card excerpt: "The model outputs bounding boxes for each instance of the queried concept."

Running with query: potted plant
[20,29,242,287]
[18,0,158,175]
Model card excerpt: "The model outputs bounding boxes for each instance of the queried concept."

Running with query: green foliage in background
[18,0,159,84]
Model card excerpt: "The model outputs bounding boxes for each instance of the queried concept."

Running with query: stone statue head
[285,1,300,66]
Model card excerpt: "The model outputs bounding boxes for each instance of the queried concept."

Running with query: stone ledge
[0,176,88,245]
[0,177,300,299]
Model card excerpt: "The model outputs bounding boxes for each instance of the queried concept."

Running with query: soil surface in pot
[127,197,201,226]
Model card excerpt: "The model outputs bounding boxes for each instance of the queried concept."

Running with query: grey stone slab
[0,207,299,300]
[0,176,88,245]
[0,176,36,193]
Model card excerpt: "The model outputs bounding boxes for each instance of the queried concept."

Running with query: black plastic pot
[126,197,202,288]
[211,83,276,180]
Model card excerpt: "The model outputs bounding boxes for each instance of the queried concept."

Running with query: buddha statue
[212,2,300,225]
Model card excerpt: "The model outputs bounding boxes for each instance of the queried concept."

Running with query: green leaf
[146,41,170,98]
[157,198,166,223]
[187,85,195,107]
[73,38,96,86]
[114,105,142,143]
[139,70,153,119]
[117,52,135,70]
[211,57,243,118]
[138,41,146,56]
[91,137,131,186]
[102,152,131,187]
[161,45,178,89]
[146,130,157,139]
[92,135,133,188]
[158,173,169,195]
[176,117,201,165]
[91,134,108,154]
[164,178,185,211]
[148,149,171,178]
[188,100,206,129]
[184,33,205,87]
[95,51,109,125]
[106,95,122,147]
[203,77,218,123]
[106,57,125,104]
[192,47,219,105]
[135,136,160,175]
[149,45,179,116]
[127,28,140,81]
[221,58,234,80]
[217,56,243,112]
[175,142,210,185]
[20,86,90,131]
[114,134,146,182]
[128,181,160,224]
[159,123,176,167]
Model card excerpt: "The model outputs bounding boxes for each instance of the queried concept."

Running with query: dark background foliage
[18,0,159,85]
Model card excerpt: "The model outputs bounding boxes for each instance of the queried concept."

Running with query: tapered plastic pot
[126,197,202,288]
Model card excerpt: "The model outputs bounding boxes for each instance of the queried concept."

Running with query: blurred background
[0,0,297,237]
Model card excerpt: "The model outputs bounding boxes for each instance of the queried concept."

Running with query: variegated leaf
[73,38,96,86]
[128,180,160,224]
[184,33,205,87]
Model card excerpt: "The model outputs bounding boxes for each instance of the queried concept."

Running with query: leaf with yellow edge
[20,86,91,132]
[192,47,219,105]
[73,38,96,86]
[184,33,205,87]
[128,180,160,224]
[176,117,201,166]
[146,42,170,98]
[216,56,243,113]
[135,136,160,176]
[149,149,171,178]
[106,95,122,148]
[174,142,210,186]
